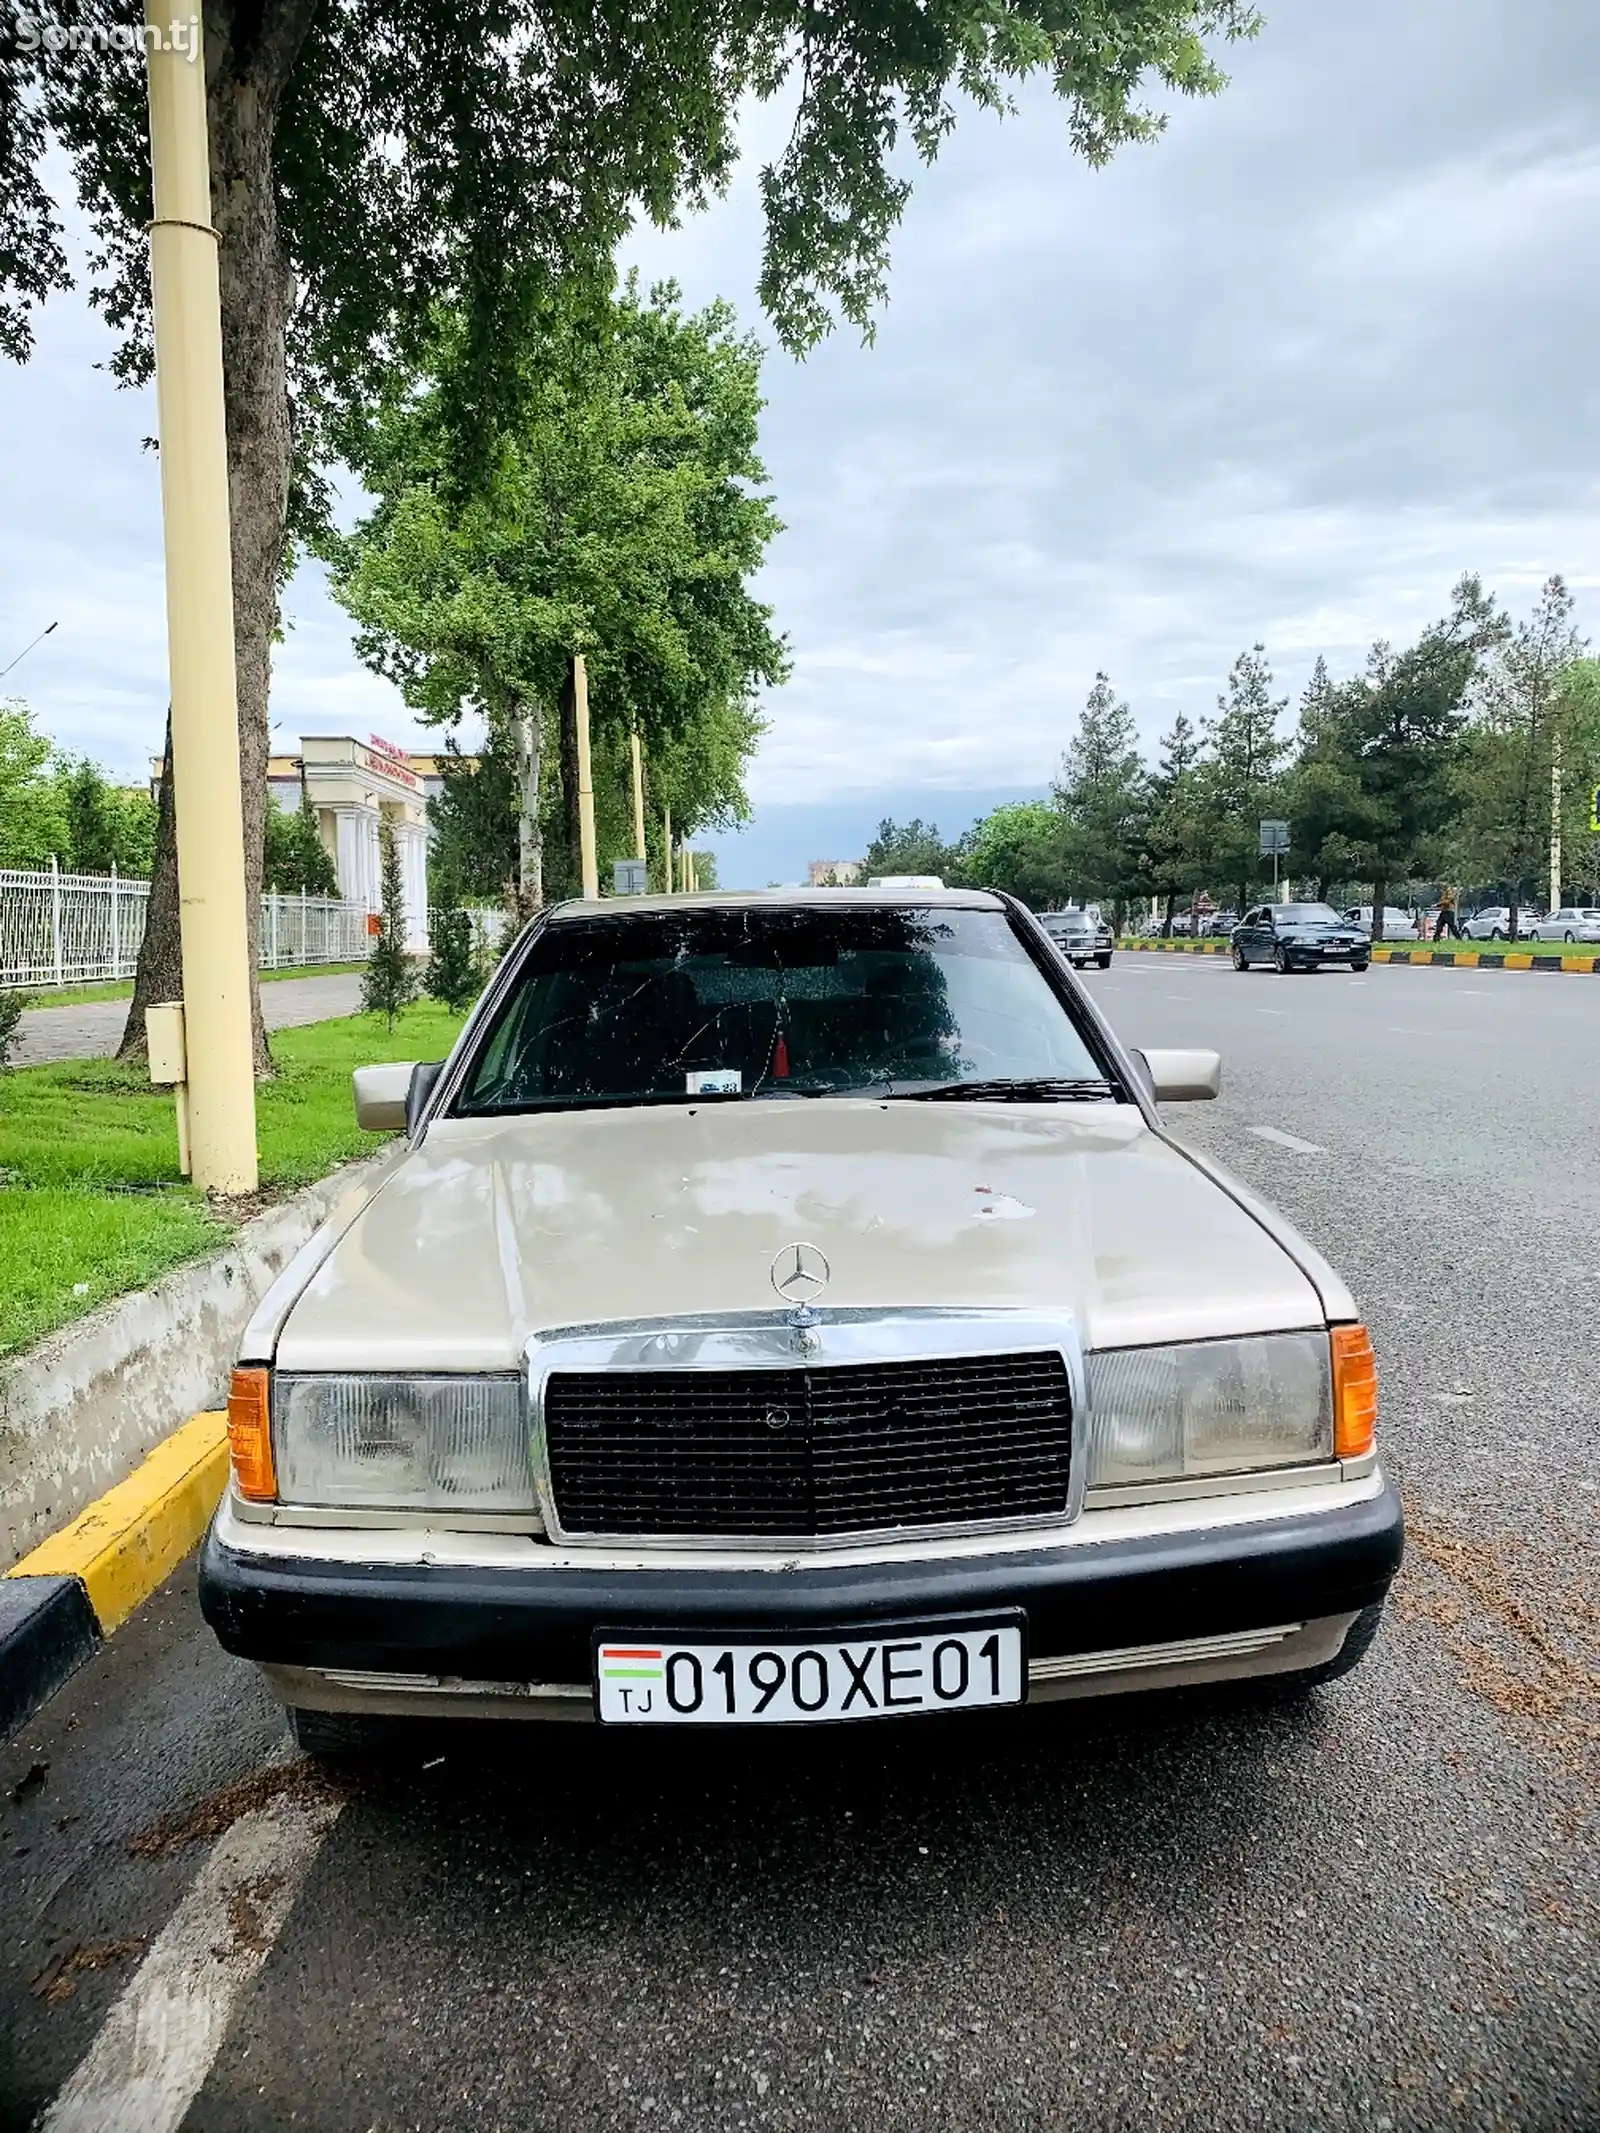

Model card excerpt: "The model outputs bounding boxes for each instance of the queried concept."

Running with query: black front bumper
[199,1482,1403,1684]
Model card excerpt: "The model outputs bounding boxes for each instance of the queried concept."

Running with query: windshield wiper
[879,1076,1117,1102]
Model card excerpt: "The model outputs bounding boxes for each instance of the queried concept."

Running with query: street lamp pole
[144,1,258,1192]
[630,731,646,861]
[573,654,599,900]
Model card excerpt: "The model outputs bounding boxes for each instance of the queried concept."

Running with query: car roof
[543,886,1008,923]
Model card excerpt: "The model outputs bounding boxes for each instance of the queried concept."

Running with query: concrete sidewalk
[14,972,366,1065]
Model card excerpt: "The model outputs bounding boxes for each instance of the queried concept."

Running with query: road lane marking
[38,1789,342,2133]
[1247,1126,1326,1154]
[1255,1008,1288,1015]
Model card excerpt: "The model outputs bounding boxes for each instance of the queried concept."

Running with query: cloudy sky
[4,0,1599,884]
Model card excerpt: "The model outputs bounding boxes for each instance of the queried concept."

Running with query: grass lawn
[9,961,369,1011]
[0,1001,463,1359]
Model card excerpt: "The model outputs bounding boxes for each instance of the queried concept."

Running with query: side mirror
[1135,1047,1221,1103]
[405,1060,445,1135]
[352,1062,416,1132]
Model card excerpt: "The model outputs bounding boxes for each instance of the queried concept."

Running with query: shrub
[360,823,419,1029]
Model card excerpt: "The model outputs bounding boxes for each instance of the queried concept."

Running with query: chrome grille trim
[1029,1623,1302,1681]
[526,1309,1088,1550]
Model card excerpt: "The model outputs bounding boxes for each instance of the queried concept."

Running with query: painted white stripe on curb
[37,1792,342,2133]
[1247,1125,1326,1155]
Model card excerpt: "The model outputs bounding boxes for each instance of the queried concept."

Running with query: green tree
[1554,658,1600,902]
[0,699,69,869]
[1053,672,1149,923]
[1198,645,1289,911]
[426,905,481,1014]
[862,818,955,879]
[6,0,1255,1060]
[330,281,784,902]
[1141,711,1209,931]
[1324,576,1505,942]
[950,802,1063,906]
[426,744,521,906]
[52,757,158,876]
[1281,657,1366,901]
[1448,577,1585,935]
[632,698,764,895]
[361,822,418,1029]
[262,793,339,897]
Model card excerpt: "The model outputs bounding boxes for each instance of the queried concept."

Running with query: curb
[1114,941,1600,972]
[2,1409,226,1740]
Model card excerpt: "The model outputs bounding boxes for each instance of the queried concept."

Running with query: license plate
[593,1615,1026,1726]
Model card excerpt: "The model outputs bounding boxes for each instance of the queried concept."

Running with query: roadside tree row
[883,575,1600,936]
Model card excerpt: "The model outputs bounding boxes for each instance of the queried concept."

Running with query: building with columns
[266,734,435,950]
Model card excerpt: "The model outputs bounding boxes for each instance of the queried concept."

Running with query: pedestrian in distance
[1434,886,1461,941]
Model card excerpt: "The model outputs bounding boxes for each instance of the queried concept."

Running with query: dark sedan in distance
[1040,908,1114,968]
[1232,903,1371,973]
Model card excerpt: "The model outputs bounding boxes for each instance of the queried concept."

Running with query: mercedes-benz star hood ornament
[771,1242,829,1354]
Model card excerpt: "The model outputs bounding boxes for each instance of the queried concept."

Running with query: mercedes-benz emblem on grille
[771,1241,830,1305]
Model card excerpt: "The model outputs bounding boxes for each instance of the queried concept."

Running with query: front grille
[543,1351,1073,1538]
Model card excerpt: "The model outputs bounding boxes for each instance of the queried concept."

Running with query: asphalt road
[3,955,1596,2132]
[14,974,366,1065]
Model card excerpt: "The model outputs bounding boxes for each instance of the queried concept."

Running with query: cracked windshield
[459,906,1107,1109]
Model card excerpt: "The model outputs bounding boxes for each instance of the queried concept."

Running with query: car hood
[272,1102,1327,1371]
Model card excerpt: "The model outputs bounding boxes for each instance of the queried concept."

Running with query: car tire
[1565,930,1576,944]
[1273,945,1291,974]
[1491,927,1504,941]
[1095,954,1112,969]
[1231,946,1248,971]
[288,1706,409,1762]
[1351,958,1369,974]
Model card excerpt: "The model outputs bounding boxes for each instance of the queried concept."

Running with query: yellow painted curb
[6,1410,229,1634]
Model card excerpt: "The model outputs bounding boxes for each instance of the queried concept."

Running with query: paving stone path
[13,973,365,1066]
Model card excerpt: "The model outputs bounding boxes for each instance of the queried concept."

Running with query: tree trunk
[558,663,582,889]
[1161,889,1176,937]
[511,700,544,907]
[115,711,183,1063]
[116,0,316,1075]
[1371,876,1386,946]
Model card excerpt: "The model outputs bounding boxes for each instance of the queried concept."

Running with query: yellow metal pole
[630,731,646,860]
[662,806,672,896]
[144,1,257,1192]
[574,654,598,899]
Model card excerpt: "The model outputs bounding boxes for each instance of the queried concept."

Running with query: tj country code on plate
[594,1617,1025,1725]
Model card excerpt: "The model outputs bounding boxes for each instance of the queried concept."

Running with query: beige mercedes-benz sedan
[201,888,1401,1752]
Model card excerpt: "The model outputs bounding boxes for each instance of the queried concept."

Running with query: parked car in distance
[1040,908,1114,968]
[1233,903,1371,973]
[200,885,1399,1753]
[1205,909,1241,937]
[1341,905,1417,941]
[1528,906,1600,944]
[1461,907,1525,941]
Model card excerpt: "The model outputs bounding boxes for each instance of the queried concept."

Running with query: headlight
[273,1373,537,1511]
[1085,1332,1332,1488]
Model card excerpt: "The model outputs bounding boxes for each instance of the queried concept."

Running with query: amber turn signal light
[227,1367,277,1501]
[1331,1325,1378,1459]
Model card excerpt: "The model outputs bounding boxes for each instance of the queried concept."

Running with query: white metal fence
[0,862,374,991]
